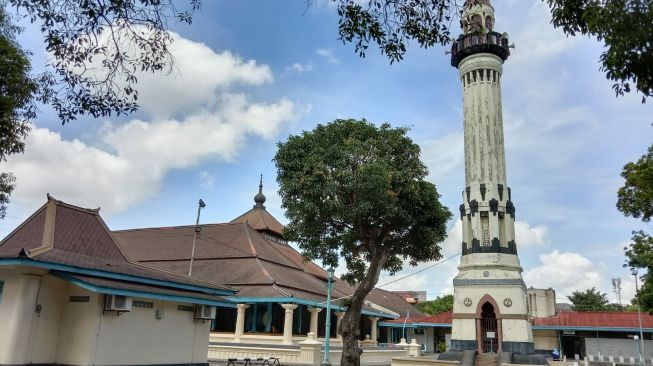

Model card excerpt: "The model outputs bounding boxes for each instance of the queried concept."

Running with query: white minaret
[449,0,535,354]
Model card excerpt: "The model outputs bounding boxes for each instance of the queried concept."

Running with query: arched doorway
[479,302,498,353]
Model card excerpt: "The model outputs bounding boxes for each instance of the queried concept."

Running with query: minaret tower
[449,0,534,354]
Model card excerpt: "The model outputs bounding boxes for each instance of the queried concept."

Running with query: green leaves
[568,287,610,311]
[617,144,653,222]
[546,0,653,101]
[416,294,454,315]
[274,119,452,283]
[0,6,38,219]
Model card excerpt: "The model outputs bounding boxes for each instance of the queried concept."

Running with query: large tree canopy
[275,119,451,366]
[334,0,653,101]
[0,6,38,218]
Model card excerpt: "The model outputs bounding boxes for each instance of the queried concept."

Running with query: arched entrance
[479,302,498,353]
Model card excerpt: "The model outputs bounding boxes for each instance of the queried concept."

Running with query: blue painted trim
[0,258,234,296]
[533,325,653,332]
[51,271,236,308]
[227,296,396,318]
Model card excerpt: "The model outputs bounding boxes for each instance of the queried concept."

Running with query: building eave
[0,258,235,296]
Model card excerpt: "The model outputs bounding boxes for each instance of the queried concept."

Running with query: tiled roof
[383,310,452,325]
[114,205,423,318]
[0,196,234,299]
[532,311,653,329]
[382,310,653,330]
[231,207,285,236]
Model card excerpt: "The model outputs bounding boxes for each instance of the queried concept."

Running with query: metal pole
[188,199,206,277]
[634,269,646,366]
[322,268,334,366]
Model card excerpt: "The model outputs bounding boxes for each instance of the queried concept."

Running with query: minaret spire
[448,2,535,355]
[254,174,266,209]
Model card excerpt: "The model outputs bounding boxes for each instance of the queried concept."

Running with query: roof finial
[254,174,266,209]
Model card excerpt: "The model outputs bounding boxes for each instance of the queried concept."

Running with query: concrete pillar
[299,332,322,366]
[234,304,249,343]
[369,317,379,343]
[308,307,322,335]
[335,312,345,340]
[407,338,422,357]
[282,304,298,344]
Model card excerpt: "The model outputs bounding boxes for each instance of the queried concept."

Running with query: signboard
[487,332,496,339]
[562,330,576,335]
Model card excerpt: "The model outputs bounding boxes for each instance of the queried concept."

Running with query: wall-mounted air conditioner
[104,294,132,312]
[195,305,216,320]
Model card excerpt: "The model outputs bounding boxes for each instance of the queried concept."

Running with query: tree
[416,294,454,315]
[0,6,38,218]
[274,119,452,366]
[618,146,653,312]
[618,145,653,222]
[333,0,653,101]
[0,0,200,217]
[568,287,610,311]
[7,0,201,123]
[624,231,653,312]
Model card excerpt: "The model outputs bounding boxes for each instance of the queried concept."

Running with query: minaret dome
[254,174,266,209]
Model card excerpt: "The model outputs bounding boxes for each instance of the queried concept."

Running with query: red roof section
[533,311,653,329]
[385,310,452,324]
[384,310,653,329]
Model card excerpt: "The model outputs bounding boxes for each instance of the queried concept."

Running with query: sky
[1,0,652,305]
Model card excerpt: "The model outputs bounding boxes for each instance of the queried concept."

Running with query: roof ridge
[112,222,239,233]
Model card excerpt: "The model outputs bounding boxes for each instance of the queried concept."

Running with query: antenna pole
[188,199,206,277]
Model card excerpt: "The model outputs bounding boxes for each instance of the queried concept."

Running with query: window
[481,215,490,246]
[0,281,4,303]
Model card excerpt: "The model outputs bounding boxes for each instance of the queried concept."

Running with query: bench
[227,357,280,366]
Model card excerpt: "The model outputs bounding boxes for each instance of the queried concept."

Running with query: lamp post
[322,268,335,366]
[188,199,206,277]
[633,268,646,366]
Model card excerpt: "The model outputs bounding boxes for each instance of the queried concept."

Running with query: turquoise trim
[52,271,236,308]
[227,296,397,318]
[379,322,452,328]
[0,258,234,296]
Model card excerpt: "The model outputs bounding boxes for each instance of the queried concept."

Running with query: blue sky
[1,0,651,304]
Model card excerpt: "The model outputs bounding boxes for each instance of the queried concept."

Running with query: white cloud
[199,171,215,188]
[515,221,548,248]
[287,62,313,74]
[4,33,298,215]
[316,48,339,64]
[421,133,464,181]
[523,250,603,296]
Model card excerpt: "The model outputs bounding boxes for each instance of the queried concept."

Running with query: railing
[451,31,510,67]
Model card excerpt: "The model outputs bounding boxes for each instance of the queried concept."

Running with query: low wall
[392,357,460,366]
[208,343,407,365]
[211,332,344,346]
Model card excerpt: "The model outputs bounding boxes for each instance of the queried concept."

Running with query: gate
[480,302,498,353]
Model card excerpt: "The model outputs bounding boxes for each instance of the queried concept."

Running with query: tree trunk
[339,252,386,366]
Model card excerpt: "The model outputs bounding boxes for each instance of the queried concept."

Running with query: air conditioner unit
[104,295,132,312]
[195,305,216,320]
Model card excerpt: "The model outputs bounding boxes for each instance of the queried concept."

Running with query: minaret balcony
[451,31,510,68]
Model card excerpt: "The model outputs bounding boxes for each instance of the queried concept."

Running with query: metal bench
[227,357,280,366]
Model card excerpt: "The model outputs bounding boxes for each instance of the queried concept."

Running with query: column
[234,304,249,343]
[308,307,322,335]
[369,317,379,344]
[282,303,298,344]
[335,312,345,340]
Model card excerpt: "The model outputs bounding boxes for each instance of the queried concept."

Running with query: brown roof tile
[231,207,285,236]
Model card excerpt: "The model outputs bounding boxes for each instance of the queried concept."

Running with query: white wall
[586,337,653,360]
[0,267,212,365]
